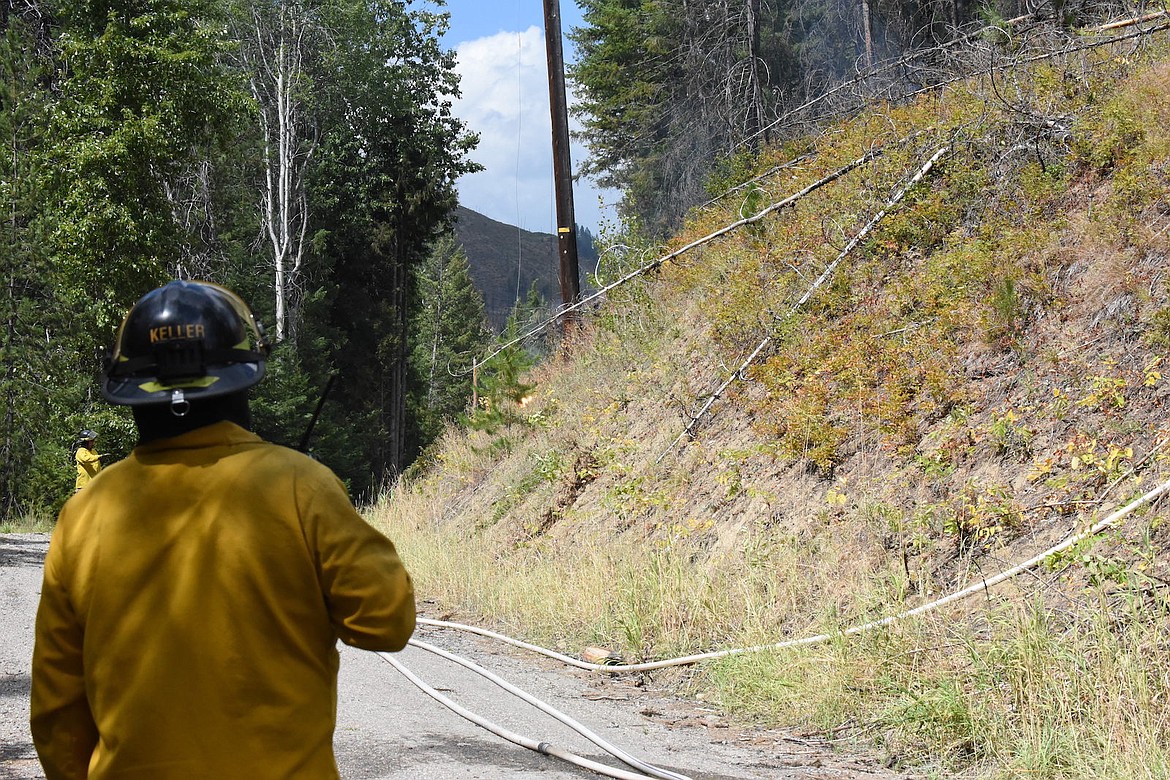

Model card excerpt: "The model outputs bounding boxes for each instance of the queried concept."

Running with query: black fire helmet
[101,280,270,409]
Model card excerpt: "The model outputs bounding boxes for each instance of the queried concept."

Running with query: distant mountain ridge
[450,206,562,332]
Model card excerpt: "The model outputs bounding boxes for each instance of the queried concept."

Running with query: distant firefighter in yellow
[72,430,102,491]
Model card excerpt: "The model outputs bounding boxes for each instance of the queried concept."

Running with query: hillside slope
[377,23,1170,780]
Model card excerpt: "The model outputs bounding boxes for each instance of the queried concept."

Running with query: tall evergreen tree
[0,10,76,515]
[406,235,490,458]
[307,0,478,489]
[571,0,780,235]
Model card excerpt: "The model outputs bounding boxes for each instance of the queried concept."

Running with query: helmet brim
[101,361,266,406]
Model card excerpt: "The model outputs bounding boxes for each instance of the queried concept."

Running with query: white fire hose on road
[386,476,1170,778]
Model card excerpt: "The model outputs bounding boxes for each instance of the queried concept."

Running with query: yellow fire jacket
[32,421,416,779]
[73,446,101,491]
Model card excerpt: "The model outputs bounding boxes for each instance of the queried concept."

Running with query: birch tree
[233,0,320,343]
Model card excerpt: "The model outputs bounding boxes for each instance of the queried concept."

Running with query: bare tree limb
[657,143,953,463]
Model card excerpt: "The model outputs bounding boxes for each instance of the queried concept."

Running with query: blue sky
[440,0,584,45]
[418,0,618,236]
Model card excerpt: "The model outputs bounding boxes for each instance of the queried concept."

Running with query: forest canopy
[569,0,1122,236]
[0,0,484,512]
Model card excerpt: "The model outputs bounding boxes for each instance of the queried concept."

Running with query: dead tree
[233,0,319,343]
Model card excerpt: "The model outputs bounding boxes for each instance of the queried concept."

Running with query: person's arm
[31,539,99,780]
[308,473,416,651]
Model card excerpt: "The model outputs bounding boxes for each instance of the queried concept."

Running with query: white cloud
[453,27,617,235]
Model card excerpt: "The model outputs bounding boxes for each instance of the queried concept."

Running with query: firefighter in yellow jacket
[73,430,102,491]
[31,280,416,779]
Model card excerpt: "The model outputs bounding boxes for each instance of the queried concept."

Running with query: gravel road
[1,533,913,779]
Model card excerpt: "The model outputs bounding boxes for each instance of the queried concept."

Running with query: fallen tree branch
[1094,9,1169,32]
[657,144,953,463]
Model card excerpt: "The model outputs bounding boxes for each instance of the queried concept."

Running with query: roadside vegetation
[371,25,1170,780]
[0,509,56,534]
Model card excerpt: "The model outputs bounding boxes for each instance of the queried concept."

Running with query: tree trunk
[388,228,409,477]
[860,0,875,70]
[744,0,765,146]
[239,1,316,343]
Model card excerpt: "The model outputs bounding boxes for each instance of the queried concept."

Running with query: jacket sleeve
[30,536,99,780]
[307,472,416,652]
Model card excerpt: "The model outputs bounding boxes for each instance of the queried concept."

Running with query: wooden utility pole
[542,0,581,324]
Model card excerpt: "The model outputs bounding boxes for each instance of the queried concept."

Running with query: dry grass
[375,485,1170,778]
[0,509,56,534]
